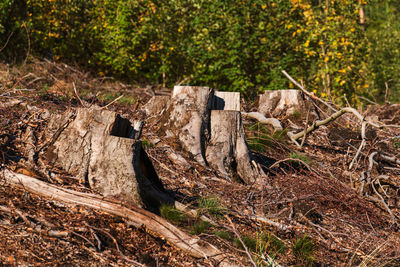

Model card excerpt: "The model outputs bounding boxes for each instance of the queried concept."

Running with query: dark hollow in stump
[42,108,173,213]
[206,110,258,184]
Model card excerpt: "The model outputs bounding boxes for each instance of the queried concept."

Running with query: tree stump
[42,108,173,212]
[206,110,258,184]
[148,86,259,184]
[160,86,214,164]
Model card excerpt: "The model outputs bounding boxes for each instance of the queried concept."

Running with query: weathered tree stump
[206,110,258,184]
[258,89,310,117]
[42,108,173,212]
[145,86,259,184]
[160,86,214,164]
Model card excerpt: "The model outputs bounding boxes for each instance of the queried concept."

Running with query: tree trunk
[41,108,173,212]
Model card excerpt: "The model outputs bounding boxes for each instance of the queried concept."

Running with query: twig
[85,222,145,266]
[224,215,257,267]
[0,31,14,53]
[281,70,338,112]
[73,82,87,107]
[299,108,310,148]
[349,122,367,170]
[100,94,124,109]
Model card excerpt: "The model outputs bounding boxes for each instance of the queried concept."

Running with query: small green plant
[214,230,232,241]
[190,220,211,235]
[234,235,257,251]
[289,152,311,165]
[141,139,154,148]
[198,196,225,217]
[292,235,316,265]
[260,232,287,255]
[160,204,184,224]
[393,137,400,148]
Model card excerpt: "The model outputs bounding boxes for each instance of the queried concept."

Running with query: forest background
[1,0,399,105]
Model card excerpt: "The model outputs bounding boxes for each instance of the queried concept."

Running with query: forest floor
[1,58,400,266]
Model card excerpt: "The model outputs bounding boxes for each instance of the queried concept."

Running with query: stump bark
[206,110,258,184]
[160,86,214,164]
[42,108,172,212]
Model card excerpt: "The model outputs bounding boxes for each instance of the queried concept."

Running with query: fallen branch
[288,107,382,148]
[242,112,283,131]
[1,169,235,266]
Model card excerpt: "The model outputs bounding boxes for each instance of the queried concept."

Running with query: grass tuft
[292,235,316,265]
[160,204,184,224]
[190,220,211,235]
[198,196,225,217]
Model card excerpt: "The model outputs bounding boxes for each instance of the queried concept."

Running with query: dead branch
[288,107,382,149]
[368,153,396,222]
[281,70,338,112]
[2,169,235,265]
[349,122,367,170]
[242,112,283,131]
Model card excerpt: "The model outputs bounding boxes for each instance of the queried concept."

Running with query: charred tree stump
[206,110,258,184]
[42,108,173,212]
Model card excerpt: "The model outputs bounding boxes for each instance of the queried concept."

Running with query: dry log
[41,108,172,212]
[206,110,258,184]
[2,169,235,266]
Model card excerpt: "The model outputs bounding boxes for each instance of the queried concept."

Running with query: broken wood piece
[242,112,283,131]
[213,91,240,111]
[205,110,258,184]
[2,169,236,266]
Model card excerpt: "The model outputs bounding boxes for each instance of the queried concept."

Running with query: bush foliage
[0,0,398,102]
